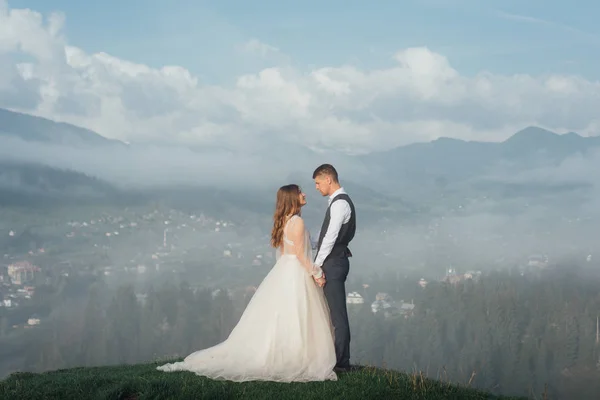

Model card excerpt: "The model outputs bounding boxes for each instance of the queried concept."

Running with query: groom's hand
[314,275,326,287]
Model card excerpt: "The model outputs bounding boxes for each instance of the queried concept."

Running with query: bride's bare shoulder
[288,215,305,229]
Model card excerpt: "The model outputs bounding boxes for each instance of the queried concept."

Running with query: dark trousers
[322,257,350,368]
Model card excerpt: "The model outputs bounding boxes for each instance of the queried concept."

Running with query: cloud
[1,2,600,154]
[0,134,365,194]
[238,39,280,57]
[496,11,550,25]
[495,10,600,44]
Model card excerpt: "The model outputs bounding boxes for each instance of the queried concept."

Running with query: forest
[1,264,600,399]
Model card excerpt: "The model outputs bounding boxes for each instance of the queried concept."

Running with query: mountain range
[359,126,600,188]
[0,108,126,148]
[1,107,599,219]
[3,108,599,174]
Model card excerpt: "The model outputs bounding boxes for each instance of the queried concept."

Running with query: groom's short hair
[312,164,339,183]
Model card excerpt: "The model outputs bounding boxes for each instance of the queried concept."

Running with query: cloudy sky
[2,0,600,154]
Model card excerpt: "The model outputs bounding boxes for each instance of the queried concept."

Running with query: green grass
[0,362,527,400]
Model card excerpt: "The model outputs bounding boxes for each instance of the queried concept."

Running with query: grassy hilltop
[0,362,528,400]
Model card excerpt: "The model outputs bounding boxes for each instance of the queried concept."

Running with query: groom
[312,163,356,372]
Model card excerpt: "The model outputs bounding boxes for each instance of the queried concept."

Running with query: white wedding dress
[156,215,337,382]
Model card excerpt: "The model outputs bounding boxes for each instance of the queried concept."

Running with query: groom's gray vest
[315,193,356,263]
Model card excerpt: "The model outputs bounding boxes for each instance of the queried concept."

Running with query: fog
[2,131,599,267]
[1,130,599,261]
[0,136,367,190]
[2,132,600,399]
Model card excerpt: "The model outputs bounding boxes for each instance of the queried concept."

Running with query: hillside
[0,362,526,400]
[0,108,125,147]
[0,162,137,207]
[360,126,600,189]
[2,107,599,218]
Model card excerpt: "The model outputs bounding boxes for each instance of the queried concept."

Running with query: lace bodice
[280,215,323,278]
[282,216,298,254]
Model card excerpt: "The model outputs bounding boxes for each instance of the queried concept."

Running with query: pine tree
[105,285,141,364]
[564,315,580,370]
[0,316,9,338]
[79,284,107,366]
[210,289,235,342]
[35,319,64,372]
[139,288,167,361]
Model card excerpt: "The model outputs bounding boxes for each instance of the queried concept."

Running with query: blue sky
[9,0,600,83]
[4,0,600,150]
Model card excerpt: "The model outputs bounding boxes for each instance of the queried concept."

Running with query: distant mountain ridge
[0,108,126,148]
[3,107,599,160]
[365,126,600,164]
[359,126,600,190]
[2,107,599,215]
[0,161,132,207]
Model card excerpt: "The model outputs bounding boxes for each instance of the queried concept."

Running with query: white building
[8,261,40,285]
[399,302,415,316]
[371,293,395,313]
[371,300,394,314]
[135,293,148,305]
[346,292,364,304]
[528,254,548,268]
[464,270,482,280]
[375,292,393,302]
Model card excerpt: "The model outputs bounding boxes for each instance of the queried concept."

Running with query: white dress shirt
[314,187,352,268]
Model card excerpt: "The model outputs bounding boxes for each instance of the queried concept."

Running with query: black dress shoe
[334,366,352,373]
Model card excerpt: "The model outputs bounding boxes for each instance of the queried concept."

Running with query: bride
[156,184,338,382]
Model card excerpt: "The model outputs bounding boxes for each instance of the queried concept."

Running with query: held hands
[314,273,326,288]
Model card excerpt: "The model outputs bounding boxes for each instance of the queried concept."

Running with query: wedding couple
[157,164,356,382]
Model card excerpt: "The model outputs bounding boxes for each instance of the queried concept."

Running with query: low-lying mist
[0,136,367,190]
[1,132,599,273]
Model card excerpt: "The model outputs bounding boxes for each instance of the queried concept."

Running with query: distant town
[3,202,586,334]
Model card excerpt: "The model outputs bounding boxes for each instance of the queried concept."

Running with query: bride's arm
[288,217,324,278]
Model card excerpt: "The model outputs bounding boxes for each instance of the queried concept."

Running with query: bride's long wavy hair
[270,184,302,249]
